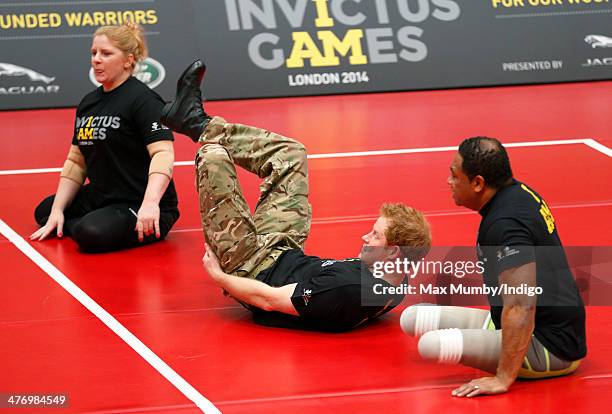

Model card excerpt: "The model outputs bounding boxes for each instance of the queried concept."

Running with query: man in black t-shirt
[161,60,432,331]
[401,137,586,397]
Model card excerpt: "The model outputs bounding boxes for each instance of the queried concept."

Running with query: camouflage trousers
[195,116,312,278]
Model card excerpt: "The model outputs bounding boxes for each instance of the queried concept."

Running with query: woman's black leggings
[34,187,179,253]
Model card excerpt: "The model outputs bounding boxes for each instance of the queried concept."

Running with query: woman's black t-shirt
[72,77,178,210]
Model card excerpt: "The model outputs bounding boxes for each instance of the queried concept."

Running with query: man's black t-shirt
[477,179,586,361]
[72,77,178,210]
[255,249,404,331]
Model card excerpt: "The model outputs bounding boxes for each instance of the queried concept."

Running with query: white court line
[307,138,590,159]
[0,167,62,175]
[1,138,610,176]
[0,219,220,414]
[584,139,612,158]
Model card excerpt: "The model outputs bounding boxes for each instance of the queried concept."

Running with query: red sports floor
[1,81,611,413]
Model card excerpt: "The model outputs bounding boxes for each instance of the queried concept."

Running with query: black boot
[160,59,211,142]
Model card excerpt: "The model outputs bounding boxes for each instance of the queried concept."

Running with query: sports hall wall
[1,0,611,110]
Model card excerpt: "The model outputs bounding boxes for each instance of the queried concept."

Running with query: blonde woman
[31,22,179,252]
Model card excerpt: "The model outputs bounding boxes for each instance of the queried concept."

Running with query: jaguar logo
[585,35,612,48]
[583,57,612,67]
[0,63,56,84]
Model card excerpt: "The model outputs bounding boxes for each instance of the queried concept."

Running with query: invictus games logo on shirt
[75,115,121,144]
[0,62,60,96]
[89,57,166,89]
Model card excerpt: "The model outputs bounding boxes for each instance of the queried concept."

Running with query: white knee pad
[400,305,441,337]
[418,329,463,364]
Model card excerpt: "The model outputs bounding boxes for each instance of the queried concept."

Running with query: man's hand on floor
[452,376,510,398]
